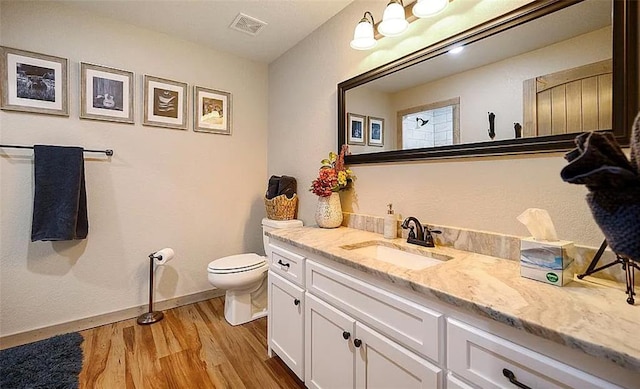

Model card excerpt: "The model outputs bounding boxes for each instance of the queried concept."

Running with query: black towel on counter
[31,145,88,241]
[560,114,640,261]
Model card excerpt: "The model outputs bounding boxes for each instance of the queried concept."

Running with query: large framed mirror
[338,0,638,164]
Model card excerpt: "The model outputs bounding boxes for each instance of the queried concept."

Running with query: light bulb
[350,17,377,50]
[378,1,409,37]
[412,0,448,18]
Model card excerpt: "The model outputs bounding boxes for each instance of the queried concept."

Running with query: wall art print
[143,75,188,130]
[193,86,232,135]
[367,116,384,147]
[347,112,366,146]
[0,46,68,116]
[80,62,134,123]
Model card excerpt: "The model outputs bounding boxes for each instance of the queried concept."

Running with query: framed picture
[80,63,133,123]
[367,116,385,147]
[143,75,188,130]
[0,46,68,116]
[347,113,366,145]
[193,86,232,135]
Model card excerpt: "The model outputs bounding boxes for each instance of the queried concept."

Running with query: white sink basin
[341,241,452,270]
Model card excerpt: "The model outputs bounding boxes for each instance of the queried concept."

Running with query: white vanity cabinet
[305,260,443,389]
[305,292,442,389]
[267,238,636,389]
[267,244,306,380]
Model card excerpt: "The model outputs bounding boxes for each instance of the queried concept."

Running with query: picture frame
[0,46,68,116]
[143,75,188,130]
[367,116,385,147]
[193,86,232,135]
[347,113,366,145]
[80,62,134,124]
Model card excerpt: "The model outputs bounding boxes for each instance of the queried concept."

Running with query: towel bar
[0,144,113,156]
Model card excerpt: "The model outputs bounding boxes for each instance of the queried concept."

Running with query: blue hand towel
[31,145,88,241]
[560,113,640,261]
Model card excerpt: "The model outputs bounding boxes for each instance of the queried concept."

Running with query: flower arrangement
[310,145,355,197]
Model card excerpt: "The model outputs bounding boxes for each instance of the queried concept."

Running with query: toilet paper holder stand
[137,251,165,325]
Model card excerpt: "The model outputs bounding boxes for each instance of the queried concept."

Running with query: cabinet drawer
[447,318,621,389]
[269,244,305,287]
[306,260,443,364]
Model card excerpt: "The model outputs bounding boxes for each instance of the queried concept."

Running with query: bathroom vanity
[266,226,640,389]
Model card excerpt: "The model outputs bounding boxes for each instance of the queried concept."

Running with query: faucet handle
[406,225,416,239]
[424,227,441,247]
[426,228,442,235]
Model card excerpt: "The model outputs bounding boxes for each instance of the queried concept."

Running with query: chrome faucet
[401,217,441,248]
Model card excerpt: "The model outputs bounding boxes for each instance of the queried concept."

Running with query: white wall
[269,0,606,247]
[0,2,268,336]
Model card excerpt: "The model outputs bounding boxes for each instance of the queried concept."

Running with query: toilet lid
[207,253,266,273]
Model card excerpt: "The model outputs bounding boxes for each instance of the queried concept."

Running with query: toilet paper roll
[153,248,175,265]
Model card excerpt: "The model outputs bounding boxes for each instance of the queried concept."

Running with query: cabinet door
[446,373,476,389]
[355,322,442,389]
[305,293,356,389]
[268,271,304,379]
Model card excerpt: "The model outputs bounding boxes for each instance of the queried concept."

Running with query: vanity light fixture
[412,0,449,18]
[350,11,377,50]
[378,0,410,37]
[350,0,452,50]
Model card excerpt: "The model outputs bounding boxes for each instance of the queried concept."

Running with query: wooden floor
[79,297,305,389]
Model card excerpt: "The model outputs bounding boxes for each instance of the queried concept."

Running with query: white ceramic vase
[315,192,343,228]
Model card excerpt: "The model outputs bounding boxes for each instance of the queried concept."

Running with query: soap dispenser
[384,203,397,239]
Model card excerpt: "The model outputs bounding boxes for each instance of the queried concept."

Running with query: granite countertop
[267,226,640,372]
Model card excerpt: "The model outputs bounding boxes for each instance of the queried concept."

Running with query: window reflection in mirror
[343,0,612,156]
[399,98,460,150]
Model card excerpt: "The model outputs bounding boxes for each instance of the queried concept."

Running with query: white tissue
[517,208,558,241]
[153,248,175,265]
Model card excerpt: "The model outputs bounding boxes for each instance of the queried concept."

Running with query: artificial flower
[310,145,355,197]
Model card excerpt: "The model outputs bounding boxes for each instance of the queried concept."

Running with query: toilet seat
[207,253,266,274]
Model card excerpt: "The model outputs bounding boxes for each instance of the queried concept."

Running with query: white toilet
[207,217,303,326]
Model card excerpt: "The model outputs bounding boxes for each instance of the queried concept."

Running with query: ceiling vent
[230,13,268,36]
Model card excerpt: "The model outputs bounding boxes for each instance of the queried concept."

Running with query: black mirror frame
[338,0,638,164]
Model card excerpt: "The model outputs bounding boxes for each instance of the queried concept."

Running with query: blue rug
[0,332,84,389]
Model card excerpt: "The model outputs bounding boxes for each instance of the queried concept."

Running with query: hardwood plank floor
[79,297,305,389]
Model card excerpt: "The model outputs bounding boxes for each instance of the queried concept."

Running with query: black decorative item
[514,122,522,138]
[488,112,496,139]
[561,112,640,304]
[416,117,429,127]
[577,240,637,305]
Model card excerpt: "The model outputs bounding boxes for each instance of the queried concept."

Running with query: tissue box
[520,237,576,286]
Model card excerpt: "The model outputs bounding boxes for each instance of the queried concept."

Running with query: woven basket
[265,194,298,220]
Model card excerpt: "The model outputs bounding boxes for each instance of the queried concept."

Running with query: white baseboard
[0,289,225,350]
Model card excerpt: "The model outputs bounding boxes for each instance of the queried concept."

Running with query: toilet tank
[261,218,303,257]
